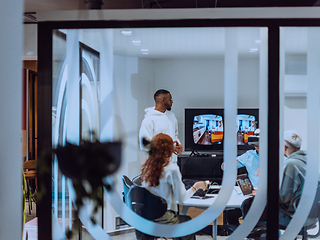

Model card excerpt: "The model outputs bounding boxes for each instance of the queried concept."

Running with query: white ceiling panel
[75,27,263,59]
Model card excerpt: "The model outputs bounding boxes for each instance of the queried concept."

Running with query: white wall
[23,24,37,60]
[114,56,154,180]
[153,57,260,146]
[111,55,154,231]
[113,56,260,172]
[283,105,307,150]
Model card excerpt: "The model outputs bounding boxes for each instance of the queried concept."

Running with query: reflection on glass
[80,44,100,142]
[52,29,101,238]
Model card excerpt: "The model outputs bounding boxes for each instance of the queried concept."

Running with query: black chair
[126,185,167,240]
[132,175,141,186]
[294,181,320,239]
[122,175,134,203]
[126,185,167,220]
[246,181,320,240]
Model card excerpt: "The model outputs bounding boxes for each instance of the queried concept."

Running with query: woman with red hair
[141,133,207,240]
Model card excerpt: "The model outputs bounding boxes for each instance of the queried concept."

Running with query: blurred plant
[37,139,121,239]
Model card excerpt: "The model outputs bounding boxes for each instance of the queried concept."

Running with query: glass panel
[280,27,320,240]
[52,30,75,237]
[51,27,268,239]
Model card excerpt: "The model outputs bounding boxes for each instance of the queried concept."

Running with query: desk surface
[183,186,250,209]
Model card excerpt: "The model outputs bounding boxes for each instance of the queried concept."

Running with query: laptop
[236,173,254,196]
[192,181,218,199]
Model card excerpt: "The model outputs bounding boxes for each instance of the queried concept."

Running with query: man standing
[279,130,306,226]
[139,89,184,163]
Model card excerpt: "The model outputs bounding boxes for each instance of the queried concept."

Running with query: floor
[23,202,319,240]
[23,203,228,240]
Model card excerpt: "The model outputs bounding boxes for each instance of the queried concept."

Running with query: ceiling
[75,27,263,59]
[60,26,309,60]
[23,0,320,60]
[24,0,320,13]
[24,0,320,20]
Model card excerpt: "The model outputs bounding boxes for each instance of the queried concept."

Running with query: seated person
[140,133,208,240]
[222,129,260,189]
[220,130,260,229]
[242,130,306,231]
[279,130,305,227]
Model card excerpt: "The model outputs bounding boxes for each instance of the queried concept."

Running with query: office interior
[2,4,320,240]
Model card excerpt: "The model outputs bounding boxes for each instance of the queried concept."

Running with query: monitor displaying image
[193,114,223,145]
[236,114,258,145]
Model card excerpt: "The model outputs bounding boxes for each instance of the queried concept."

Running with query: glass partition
[279,27,320,240]
[50,26,269,239]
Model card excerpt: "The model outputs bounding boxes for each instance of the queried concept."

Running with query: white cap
[284,130,302,149]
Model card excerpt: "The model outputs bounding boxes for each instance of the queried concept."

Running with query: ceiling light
[141,49,149,52]
[132,40,141,46]
[142,53,149,55]
[255,40,261,44]
[121,30,132,36]
[249,48,258,53]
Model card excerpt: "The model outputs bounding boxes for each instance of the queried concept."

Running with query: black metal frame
[28,70,37,160]
[37,15,320,240]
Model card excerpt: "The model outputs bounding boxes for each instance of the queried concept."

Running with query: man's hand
[173,141,184,155]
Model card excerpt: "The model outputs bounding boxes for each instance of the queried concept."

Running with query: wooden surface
[179,205,223,225]
[23,60,37,72]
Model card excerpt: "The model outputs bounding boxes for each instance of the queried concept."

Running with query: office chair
[126,185,167,220]
[294,180,320,239]
[126,185,167,240]
[132,175,141,186]
[246,181,320,240]
[122,175,134,203]
[23,159,37,214]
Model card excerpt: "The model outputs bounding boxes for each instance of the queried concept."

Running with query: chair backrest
[23,159,37,170]
[132,175,141,186]
[23,160,37,180]
[122,175,134,203]
[126,185,167,221]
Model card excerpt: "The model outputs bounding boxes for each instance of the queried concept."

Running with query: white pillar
[0,1,23,240]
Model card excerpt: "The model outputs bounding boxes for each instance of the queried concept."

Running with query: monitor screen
[237,109,259,150]
[185,108,224,152]
[193,114,223,145]
[185,108,259,152]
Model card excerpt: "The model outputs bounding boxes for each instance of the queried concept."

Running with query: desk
[182,187,249,240]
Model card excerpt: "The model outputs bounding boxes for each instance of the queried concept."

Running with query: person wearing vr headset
[220,129,260,229]
[221,129,260,189]
[236,129,260,189]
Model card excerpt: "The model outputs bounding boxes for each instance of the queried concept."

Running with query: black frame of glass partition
[37,16,320,240]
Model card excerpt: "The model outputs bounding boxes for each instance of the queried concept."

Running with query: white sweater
[141,162,194,212]
[139,107,180,163]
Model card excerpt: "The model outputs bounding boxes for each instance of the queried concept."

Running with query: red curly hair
[140,133,174,187]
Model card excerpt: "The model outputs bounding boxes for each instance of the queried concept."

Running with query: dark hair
[140,133,174,187]
[154,89,170,101]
